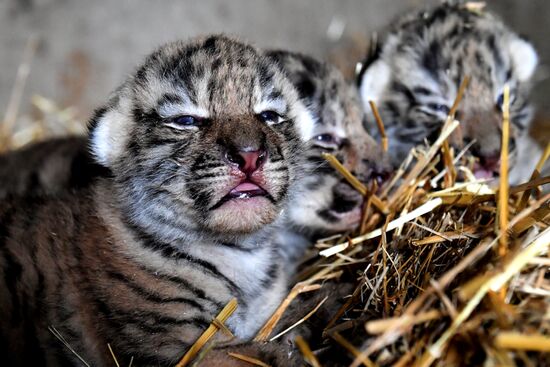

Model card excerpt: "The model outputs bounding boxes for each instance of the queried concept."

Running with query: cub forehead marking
[253,97,287,116]
[192,73,214,112]
[158,99,210,119]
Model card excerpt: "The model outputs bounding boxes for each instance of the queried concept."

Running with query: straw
[175,298,238,367]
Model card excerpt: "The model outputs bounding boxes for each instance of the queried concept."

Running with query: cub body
[0,36,306,366]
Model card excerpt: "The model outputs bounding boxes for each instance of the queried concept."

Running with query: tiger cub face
[91,35,305,240]
[358,2,538,181]
[268,51,389,235]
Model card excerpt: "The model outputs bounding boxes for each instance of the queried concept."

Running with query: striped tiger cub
[0,35,309,366]
[267,50,390,262]
[358,1,540,183]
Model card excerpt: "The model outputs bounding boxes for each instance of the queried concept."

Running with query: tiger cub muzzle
[198,115,291,233]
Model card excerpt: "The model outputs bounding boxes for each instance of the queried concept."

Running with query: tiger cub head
[268,50,390,235]
[358,2,538,180]
[89,35,306,239]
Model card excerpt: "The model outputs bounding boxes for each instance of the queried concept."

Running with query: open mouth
[227,182,268,199]
[472,162,500,180]
[210,181,271,210]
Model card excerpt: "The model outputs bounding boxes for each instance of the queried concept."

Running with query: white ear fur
[359,59,391,108]
[508,37,538,82]
[90,108,129,167]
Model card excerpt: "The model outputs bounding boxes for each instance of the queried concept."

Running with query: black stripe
[3,249,22,325]
[318,209,338,222]
[95,296,211,336]
[413,86,433,96]
[146,269,224,308]
[106,270,205,311]
[421,41,442,81]
[260,262,279,288]
[93,298,167,334]
[175,253,242,295]
[384,101,400,119]
[269,166,289,173]
[218,242,256,252]
[191,171,224,179]
[393,81,417,106]
[123,219,243,298]
[191,163,225,170]
[0,203,16,245]
[157,93,183,107]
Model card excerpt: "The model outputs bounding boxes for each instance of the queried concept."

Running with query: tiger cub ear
[508,36,538,82]
[88,104,131,168]
[358,59,391,110]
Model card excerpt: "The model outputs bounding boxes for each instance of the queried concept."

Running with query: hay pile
[245,81,550,366]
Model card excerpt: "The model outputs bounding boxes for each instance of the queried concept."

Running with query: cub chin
[267,50,390,262]
[0,35,307,366]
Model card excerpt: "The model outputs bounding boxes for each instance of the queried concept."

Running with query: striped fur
[358,1,539,183]
[267,50,390,261]
[0,51,391,265]
[0,136,106,199]
[0,35,307,366]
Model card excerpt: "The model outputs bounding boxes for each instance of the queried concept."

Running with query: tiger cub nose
[224,148,267,174]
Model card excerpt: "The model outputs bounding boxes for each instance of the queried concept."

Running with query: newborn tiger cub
[267,50,389,262]
[358,1,539,183]
[0,35,307,366]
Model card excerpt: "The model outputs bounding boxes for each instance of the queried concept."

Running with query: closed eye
[257,110,285,125]
[164,115,205,130]
[427,103,450,115]
[312,133,340,150]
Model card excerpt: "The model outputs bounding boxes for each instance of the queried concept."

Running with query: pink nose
[225,149,266,174]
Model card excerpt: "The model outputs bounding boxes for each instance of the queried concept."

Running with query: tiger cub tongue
[233,182,261,192]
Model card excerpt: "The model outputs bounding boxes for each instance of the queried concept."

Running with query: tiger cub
[0,35,308,366]
[267,50,390,262]
[0,136,105,198]
[358,1,539,183]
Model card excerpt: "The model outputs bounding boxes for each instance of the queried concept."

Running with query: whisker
[48,326,91,367]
